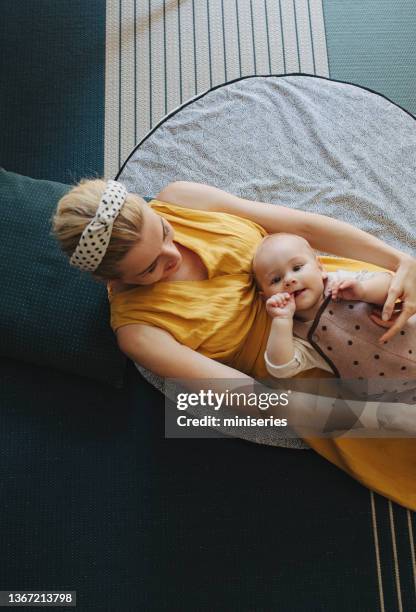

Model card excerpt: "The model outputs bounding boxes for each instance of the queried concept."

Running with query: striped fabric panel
[104,0,329,178]
[370,491,416,612]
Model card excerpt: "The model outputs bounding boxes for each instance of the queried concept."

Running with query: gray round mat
[117,74,416,449]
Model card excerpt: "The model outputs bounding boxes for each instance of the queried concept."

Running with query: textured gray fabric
[118,75,416,450]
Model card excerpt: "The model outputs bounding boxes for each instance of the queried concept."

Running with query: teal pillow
[0,169,128,388]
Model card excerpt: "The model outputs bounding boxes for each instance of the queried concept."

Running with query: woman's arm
[115,323,381,435]
[116,323,249,381]
[158,181,404,270]
[158,181,416,340]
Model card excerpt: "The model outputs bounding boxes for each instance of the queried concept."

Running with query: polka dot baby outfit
[292,291,416,403]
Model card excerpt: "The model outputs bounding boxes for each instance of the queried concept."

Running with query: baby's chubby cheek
[260,287,278,300]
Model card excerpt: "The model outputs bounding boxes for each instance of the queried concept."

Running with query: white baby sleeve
[264,337,333,378]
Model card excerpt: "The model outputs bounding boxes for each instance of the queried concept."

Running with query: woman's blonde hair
[51,177,144,281]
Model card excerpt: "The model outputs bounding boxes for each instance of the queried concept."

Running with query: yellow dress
[108,200,416,510]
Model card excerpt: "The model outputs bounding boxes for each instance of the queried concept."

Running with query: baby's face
[253,234,327,311]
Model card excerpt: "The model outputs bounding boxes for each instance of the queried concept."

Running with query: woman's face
[116,205,182,285]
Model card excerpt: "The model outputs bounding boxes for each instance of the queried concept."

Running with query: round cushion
[117,74,416,449]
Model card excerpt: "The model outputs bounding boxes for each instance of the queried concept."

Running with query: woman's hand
[369,303,403,333]
[376,255,416,343]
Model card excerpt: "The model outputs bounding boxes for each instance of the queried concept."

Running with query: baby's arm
[329,271,393,306]
[264,293,332,378]
[266,317,296,367]
[358,272,393,305]
[264,292,296,366]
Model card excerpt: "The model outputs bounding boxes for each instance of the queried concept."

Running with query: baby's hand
[265,292,296,319]
[329,278,364,302]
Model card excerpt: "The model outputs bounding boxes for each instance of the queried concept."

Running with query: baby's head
[252,233,328,314]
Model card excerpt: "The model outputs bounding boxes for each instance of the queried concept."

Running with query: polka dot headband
[69,180,128,272]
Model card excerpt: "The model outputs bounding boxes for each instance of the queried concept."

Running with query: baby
[252,233,416,395]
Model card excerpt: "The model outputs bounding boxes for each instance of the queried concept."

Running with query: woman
[52,178,416,510]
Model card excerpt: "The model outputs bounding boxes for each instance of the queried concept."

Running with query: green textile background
[323,0,416,116]
[1,1,415,610]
